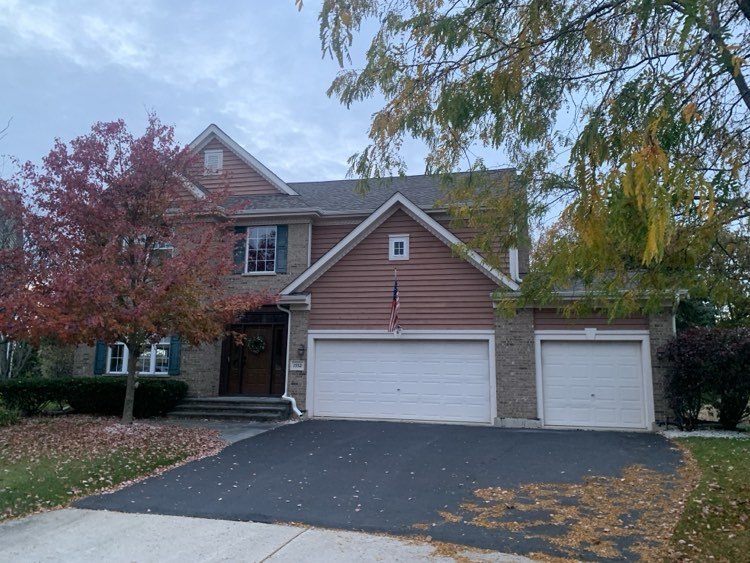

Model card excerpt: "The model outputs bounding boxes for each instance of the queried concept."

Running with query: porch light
[297,344,306,358]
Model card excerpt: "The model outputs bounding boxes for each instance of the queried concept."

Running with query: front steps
[167,396,292,422]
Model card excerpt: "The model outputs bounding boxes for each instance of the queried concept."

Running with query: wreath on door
[246,335,266,355]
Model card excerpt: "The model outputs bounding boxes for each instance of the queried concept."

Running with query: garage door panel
[313,339,491,423]
[541,341,646,429]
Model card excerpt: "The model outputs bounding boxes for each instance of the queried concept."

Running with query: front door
[221,323,287,396]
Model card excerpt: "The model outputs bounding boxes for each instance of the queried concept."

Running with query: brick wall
[494,308,538,421]
[176,341,222,397]
[648,309,675,424]
[72,344,94,377]
[286,308,309,411]
[71,340,222,397]
[224,222,309,294]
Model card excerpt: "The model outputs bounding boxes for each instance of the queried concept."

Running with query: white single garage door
[312,339,491,424]
[541,341,646,429]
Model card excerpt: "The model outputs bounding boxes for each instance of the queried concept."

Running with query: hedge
[0,377,188,418]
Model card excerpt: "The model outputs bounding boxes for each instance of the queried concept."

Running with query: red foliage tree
[0,117,275,423]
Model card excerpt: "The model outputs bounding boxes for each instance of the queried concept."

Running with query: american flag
[388,274,400,333]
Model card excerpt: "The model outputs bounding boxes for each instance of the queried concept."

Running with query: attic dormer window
[203,149,223,174]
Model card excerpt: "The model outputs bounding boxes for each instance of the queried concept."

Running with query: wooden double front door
[220,322,287,396]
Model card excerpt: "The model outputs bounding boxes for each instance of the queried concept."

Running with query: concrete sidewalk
[0,508,535,562]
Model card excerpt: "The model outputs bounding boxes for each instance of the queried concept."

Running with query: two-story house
[73,125,675,430]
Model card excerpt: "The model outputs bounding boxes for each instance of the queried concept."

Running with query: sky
[0,0,449,183]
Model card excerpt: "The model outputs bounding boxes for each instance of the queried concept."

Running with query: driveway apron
[76,420,685,561]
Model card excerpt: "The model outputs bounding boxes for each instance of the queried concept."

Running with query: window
[389,234,410,260]
[245,225,277,273]
[107,338,172,375]
[203,149,223,174]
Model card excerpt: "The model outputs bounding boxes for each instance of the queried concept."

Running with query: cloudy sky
[0,0,457,182]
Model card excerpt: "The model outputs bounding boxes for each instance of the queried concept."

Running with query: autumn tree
[0,117,273,423]
[315,0,750,314]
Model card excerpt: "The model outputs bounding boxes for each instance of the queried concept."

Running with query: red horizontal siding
[533,309,649,330]
[194,139,281,196]
[435,216,510,273]
[308,209,498,329]
[311,223,358,262]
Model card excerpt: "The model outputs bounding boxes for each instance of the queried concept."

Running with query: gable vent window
[389,234,410,261]
[203,149,223,174]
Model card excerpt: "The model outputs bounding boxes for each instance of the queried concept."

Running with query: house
[72,124,675,430]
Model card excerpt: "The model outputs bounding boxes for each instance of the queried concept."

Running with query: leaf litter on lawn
[0,415,226,521]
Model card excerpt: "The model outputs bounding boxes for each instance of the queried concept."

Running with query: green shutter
[168,335,181,375]
[233,226,247,274]
[93,341,107,375]
[276,225,288,274]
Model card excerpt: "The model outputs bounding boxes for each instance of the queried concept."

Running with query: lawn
[0,415,225,522]
[668,437,750,562]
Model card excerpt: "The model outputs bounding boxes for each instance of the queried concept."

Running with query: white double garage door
[308,334,495,424]
[306,332,654,429]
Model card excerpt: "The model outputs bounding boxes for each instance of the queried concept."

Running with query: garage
[539,340,649,429]
[310,338,492,424]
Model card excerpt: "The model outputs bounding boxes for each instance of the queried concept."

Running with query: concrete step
[166,396,292,422]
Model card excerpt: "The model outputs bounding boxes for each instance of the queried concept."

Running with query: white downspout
[276,303,302,416]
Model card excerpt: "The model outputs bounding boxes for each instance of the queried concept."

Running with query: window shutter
[233,226,247,274]
[168,335,182,375]
[276,225,288,274]
[93,341,107,375]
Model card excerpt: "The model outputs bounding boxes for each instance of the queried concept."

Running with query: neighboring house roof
[190,124,298,196]
[281,192,520,295]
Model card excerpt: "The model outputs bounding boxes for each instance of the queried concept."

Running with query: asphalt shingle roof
[228,170,515,214]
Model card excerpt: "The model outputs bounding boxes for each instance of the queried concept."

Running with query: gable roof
[281,192,520,295]
[189,124,298,196]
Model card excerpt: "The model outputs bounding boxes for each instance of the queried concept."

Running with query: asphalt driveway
[77,420,686,561]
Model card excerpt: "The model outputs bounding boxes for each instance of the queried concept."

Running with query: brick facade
[648,310,675,424]
[286,308,309,411]
[494,308,538,422]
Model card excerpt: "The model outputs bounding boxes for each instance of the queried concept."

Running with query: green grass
[0,416,225,522]
[669,438,750,562]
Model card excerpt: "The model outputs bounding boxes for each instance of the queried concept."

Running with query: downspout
[276,303,302,416]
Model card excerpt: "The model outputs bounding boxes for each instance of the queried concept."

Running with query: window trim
[389,234,410,261]
[243,225,278,275]
[203,149,223,175]
[105,338,172,376]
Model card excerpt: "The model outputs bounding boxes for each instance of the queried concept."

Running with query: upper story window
[203,149,223,174]
[107,338,172,375]
[389,234,410,261]
[234,224,288,275]
[246,225,277,273]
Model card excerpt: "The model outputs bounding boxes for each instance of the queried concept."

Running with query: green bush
[0,396,20,426]
[661,327,750,430]
[0,377,188,418]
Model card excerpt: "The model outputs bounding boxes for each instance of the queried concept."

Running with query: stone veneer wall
[286,308,309,412]
[648,309,675,425]
[494,308,538,423]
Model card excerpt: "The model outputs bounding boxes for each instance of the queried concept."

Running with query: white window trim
[389,234,410,261]
[243,225,277,275]
[106,338,171,376]
[203,149,223,175]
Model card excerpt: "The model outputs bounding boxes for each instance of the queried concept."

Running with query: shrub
[661,328,713,430]
[0,396,20,426]
[661,327,750,430]
[0,377,188,418]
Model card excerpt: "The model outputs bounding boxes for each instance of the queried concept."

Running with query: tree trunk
[121,342,140,424]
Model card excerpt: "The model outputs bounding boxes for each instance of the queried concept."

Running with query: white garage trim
[307,330,496,424]
[534,330,655,430]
